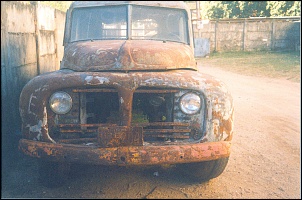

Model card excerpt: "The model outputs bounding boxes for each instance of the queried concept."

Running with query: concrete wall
[193,17,300,54]
[1,1,66,136]
[37,4,65,74]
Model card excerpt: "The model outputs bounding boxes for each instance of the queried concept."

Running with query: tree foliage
[194,1,300,19]
[35,1,73,12]
[267,1,300,17]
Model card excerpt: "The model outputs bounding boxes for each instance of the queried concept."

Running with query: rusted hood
[61,40,197,71]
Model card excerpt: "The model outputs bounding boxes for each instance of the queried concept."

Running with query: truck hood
[61,40,197,71]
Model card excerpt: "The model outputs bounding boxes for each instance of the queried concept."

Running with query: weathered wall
[193,17,300,54]
[1,1,65,136]
[36,4,66,74]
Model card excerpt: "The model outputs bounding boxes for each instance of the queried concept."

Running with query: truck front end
[19,1,234,185]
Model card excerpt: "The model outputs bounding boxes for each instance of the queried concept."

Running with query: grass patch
[197,51,300,82]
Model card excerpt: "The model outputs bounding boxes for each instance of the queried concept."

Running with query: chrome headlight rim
[179,92,201,115]
[49,91,72,115]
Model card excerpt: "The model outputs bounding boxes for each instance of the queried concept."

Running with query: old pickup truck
[19,1,234,187]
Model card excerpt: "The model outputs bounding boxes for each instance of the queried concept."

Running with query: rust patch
[98,126,143,147]
[61,40,197,72]
[19,70,233,144]
[19,139,231,165]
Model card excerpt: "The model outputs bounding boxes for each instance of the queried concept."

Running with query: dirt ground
[1,62,300,199]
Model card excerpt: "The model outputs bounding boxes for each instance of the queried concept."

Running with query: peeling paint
[85,75,110,85]
[95,76,109,84]
[28,93,37,115]
[43,106,56,144]
[84,76,93,82]
[27,120,42,133]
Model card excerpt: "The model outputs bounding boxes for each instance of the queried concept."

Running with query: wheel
[38,160,71,188]
[176,157,229,182]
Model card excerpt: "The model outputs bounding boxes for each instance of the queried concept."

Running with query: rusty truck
[19,1,234,187]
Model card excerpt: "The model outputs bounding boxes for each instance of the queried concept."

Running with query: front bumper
[19,139,231,165]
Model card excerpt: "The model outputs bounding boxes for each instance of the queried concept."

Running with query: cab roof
[70,1,190,12]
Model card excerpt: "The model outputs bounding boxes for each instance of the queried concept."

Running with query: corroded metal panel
[98,126,143,147]
[61,40,197,71]
[19,69,233,144]
[19,139,231,165]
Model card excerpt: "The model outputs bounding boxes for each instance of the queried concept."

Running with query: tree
[267,1,300,17]
[39,1,73,12]
[208,1,231,19]
[199,1,231,19]
[241,1,270,17]
[223,1,245,19]
[195,1,300,19]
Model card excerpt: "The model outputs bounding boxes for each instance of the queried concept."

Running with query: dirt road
[2,63,300,198]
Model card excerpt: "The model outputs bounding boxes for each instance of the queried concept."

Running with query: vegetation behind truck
[19,1,234,187]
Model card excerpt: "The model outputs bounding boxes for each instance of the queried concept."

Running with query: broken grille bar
[72,88,179,93]
[57,123,191,141]
[57,122,190,128]
[58,138,97,144]
[59,129,191,134]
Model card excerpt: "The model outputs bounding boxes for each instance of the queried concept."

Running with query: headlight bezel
[49,91,73,115]
[179,92,201,115]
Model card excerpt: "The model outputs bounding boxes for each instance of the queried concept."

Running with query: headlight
[49,92,72,114]
[179,92,201,115]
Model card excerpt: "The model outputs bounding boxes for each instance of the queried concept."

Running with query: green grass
[196,51,301,82]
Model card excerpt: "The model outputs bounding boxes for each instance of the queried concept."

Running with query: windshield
[70,6,127,41]
[70,5,189,44]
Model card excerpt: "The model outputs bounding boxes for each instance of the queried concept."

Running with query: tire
[38,161,70,188]
[176,157,229,182]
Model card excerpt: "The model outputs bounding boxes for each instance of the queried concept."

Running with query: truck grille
[51,87,203,146]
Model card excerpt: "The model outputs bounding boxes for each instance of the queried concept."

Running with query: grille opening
[84,92,119,124]
[133,92,180,142]
[55,88,200,145]
[132,92,174,124]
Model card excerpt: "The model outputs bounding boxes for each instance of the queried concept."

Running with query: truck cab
[19,1,234,187]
